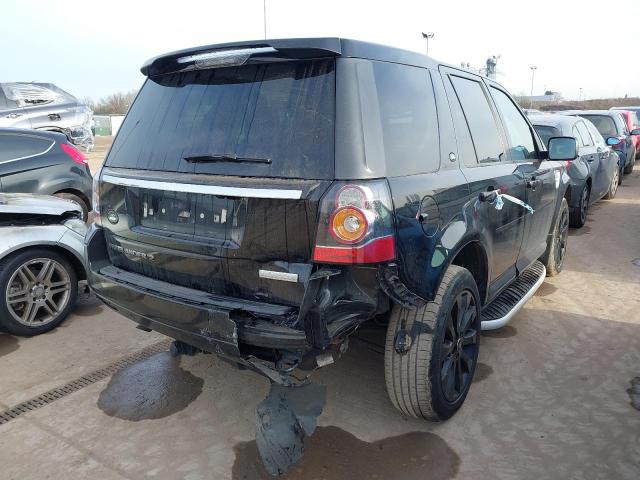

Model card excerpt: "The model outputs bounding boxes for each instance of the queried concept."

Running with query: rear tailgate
[97,57,335,309]
[99,168,331,307]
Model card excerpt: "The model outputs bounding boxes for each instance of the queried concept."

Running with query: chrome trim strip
[480,265,546,331]
[258,270,299,283]
[101,175,302,199]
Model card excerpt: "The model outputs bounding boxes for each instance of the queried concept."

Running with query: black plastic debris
[255,382,327,476]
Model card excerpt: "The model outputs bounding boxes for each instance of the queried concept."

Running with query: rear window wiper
[184,154,271,164]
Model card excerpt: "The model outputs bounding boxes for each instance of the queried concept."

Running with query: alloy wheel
[610,169,619,197]
[554,205,569,270]
[6,258,71,327]
[440,290,478,403]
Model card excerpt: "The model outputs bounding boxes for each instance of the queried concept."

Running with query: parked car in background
[531,114,619,227]
[0,194,87,336]
[0,128,93,220]
[562,110,636,174]
[87,38,577,474]
[612,109,640,160]
[0,82,94,151]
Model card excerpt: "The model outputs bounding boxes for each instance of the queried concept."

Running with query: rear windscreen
[105,59,335,179]
[582,115,617,137]
[533,125,561,148]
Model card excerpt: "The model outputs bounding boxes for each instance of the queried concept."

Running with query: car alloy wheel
[610,169,619,197]
[440,290,479,403]
[6,258,72,327]
[554,203,569,270]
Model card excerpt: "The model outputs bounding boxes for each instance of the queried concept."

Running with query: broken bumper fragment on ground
[256,382,327,476]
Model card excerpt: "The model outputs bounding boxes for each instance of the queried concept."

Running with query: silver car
[0,193,87,335]
[0,82,94,151]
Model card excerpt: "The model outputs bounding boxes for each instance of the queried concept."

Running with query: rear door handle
[48,113,61,121]
[5,113,22,118]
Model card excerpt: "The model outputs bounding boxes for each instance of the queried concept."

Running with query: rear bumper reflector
[312,235,395,264]
[101,174,302,200]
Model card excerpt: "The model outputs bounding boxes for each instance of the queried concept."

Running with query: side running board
[481,261,546,331]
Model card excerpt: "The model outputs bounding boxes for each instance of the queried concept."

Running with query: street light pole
[263,0,267,40]
[422,32,435,56]
[529,66,537,108]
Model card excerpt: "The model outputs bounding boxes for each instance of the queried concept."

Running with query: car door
[575,120,607,198]
[0,131,56,193]
[487,84,556,272]
[440,68,526,299]
[585,120,616,196]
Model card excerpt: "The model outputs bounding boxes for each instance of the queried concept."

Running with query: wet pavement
[0,167,639,479]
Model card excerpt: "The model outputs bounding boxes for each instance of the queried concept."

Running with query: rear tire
[569,185,589,228]
[603,168,619,200]
[384,265,480,421]
[54,192,88,222]
[543,198,569,277]
[623,148,636,174]
[0,249,78,336]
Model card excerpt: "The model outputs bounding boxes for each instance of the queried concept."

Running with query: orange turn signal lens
[330,207,368,244]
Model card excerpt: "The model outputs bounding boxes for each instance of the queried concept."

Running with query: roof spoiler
[140,37,343,76]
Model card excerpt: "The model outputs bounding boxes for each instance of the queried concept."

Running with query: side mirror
[548,136,578,161]
[631,128,640,136]
[606,137,622,146]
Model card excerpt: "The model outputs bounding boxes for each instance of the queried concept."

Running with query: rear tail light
[313,180,396,264]
[60,143,88,165]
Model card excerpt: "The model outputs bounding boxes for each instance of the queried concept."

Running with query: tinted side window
[490,87,537,161]
[442,75,477,167]
[372,62,439,175]
[575,121,593,146]
[0,134,53,162]
[450,76,504,164]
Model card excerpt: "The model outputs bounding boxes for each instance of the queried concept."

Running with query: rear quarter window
[370,62,440,176]
[0,134,53,162]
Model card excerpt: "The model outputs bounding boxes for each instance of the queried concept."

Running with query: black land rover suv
[87,38,575,424]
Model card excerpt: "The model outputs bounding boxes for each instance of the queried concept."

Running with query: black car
[86,38,576,473]
[0,128,92,219]
[531,114,619,227]
[562,110,636,174]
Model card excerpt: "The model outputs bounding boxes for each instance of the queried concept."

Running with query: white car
[0,193,87,335]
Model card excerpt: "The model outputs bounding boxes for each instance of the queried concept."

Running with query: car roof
[141,37,444,76]
[528,113,578,130]
[0,127,65,141]
[561,110,618,117]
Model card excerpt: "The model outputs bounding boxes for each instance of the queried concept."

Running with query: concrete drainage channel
[0,339,171,425]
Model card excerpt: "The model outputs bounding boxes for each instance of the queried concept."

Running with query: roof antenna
[263,0,267,40]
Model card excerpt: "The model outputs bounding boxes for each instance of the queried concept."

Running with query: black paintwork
[88,38,567,369]
[0,128,92,203]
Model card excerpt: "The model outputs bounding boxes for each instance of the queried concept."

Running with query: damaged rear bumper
[86,226,386,372]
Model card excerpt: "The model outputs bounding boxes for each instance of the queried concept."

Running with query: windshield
[582,115,617,137]
[533,125,561,148]
[105,59,335,179]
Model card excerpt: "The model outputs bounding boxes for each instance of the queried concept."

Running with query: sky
[1,0,639,101]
